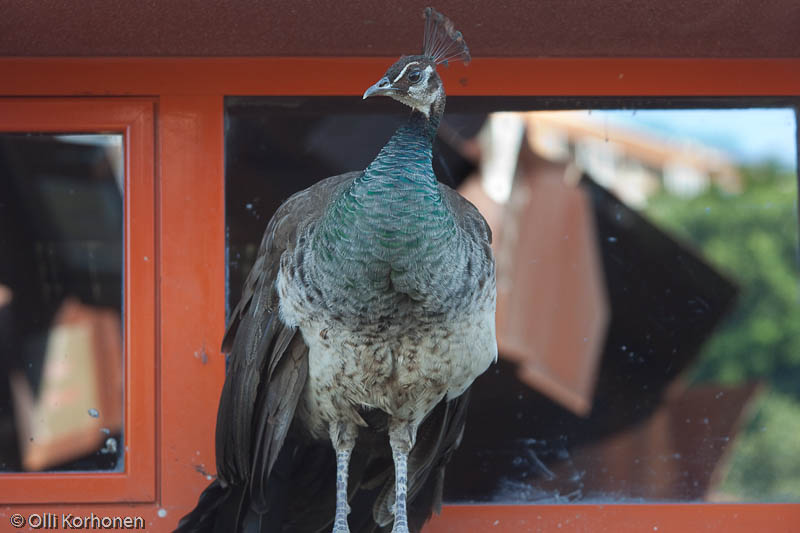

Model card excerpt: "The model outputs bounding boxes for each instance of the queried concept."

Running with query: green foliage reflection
[646,162,800,500]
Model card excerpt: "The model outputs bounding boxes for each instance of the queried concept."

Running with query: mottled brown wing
[214,171,359,492]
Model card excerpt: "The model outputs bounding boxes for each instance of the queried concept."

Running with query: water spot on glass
[88,408,100,418]
[144,256,149,261]
[100,437,118,454]
[607,236,617,243]
[703,417,709,425]
[517,394,524,400]
[621,345,627,351]
[493,520,500,526]
[157,509,167,518]
[245,203,253,210]
[673,453,682,459]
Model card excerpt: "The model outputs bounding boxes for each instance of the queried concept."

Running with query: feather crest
[422,7,470,66]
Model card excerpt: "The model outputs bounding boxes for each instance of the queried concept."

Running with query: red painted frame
[0,99,157,503]
[0,58,798,532]
[1,58,800,96]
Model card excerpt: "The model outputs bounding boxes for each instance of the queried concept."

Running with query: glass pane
[0,133,124,472]
[225,97,798,503]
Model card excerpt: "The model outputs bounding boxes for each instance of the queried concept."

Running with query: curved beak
[363,77,393,99]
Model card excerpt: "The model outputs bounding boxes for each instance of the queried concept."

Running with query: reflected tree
[646,162,800,500]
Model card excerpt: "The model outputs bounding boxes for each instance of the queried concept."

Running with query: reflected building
[527,111,742,205]
[449,111,757,502]
[0,134,124,472]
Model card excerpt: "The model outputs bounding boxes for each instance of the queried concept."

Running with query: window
[0,99,156,503]
[1,132,124,474]
[225,97,800,506]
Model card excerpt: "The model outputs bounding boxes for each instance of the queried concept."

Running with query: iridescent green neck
[362,111,436,186]
[311,101,456,300]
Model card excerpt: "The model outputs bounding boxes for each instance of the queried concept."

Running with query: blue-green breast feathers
[305,114,475,317]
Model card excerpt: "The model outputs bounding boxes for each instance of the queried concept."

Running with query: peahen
[176,8,496,533]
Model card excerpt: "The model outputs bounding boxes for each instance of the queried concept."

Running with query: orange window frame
[1,58,799,532]
[0,99,157,504]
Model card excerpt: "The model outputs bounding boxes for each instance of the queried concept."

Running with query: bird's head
[362,55,442,117]
[362,8,469,119]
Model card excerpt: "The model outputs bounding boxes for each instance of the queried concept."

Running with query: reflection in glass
[0,133,124,472]
[225,98,799,502]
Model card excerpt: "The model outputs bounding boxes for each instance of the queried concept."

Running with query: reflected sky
[589,109,797,169]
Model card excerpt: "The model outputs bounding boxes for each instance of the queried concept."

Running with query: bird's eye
[407,70,422,83]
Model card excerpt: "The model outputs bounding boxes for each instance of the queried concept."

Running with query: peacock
[176,8,496,533]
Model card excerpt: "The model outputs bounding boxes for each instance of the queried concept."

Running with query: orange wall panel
[157,95,226,514]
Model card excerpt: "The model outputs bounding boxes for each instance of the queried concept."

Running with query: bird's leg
[330,421,358,533]
[388,422,417,533]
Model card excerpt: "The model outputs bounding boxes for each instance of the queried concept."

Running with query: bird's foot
[331,516,351,533]
[390,518,410,533]
[330,422,357,533]
[389,500,411,533]
[331,501,351,533]
[389,425,414,533]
